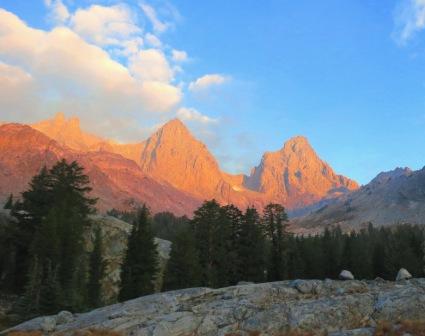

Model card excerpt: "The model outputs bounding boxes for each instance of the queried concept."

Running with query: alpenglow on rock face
[7,278,425,336]
[0,113,358,214]
[244,136,358,209]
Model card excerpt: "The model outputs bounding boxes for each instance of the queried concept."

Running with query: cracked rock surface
[5,279,425,335]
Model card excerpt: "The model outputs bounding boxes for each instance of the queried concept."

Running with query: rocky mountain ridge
[6,278,425,335]
[0,123,200,215]
[292,166,425,232]
[0,113,358,215]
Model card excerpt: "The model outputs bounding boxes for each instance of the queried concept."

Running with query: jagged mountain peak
[282,135,311,151]
[244,136,358,209]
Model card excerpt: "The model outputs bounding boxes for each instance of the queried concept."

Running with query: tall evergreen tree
[39,260,61,315]
[262,203,289,281]
[163,228,202,291]
[10,166,53,292]
[119,205,159,301]
[191,200,222,287]
[16,256,43,318]
[4,194,13,209]
[87,228,107,308]
[237,207,266,282]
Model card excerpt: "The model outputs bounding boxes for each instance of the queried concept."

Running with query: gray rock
[56,310,74,325]
[7,279,425,336]
[396,268,412,281]
[237,281,254,286]
[329,328,374,336]
[339,270,355,280]
[291,279,314,294]
[40,316,56,332]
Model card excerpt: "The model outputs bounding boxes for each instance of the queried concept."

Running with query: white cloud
[140,3,169,33]
[188,74,229,92]
[70,4,141,48]
[393,0,425,44]
[129,48,174,82]
[145,32,162,47]
[172,49,188,62]
[45,0,70,24]
[0,8,181,139]
[176,107,217,124]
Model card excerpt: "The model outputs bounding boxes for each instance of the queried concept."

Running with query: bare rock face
[244,136,358,209]
[138,119,268,210]
[139,119,226,200]
[7,279,425,336]
[32,113,143,163]
[32,112,104,152]
[0,123,200,215]
[1,114,359,214]
[293,167,425,233]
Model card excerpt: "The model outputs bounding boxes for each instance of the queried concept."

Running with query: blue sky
[1,0,425,185]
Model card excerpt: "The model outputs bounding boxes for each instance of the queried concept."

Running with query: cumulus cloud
[140,3,169,33]
[45,0,70,24]
[129,48,174,82]
[145,32,162,47]
[0,8,181,139]
[70,4,141,48]
[189,74,229,92]
[172,49,188,62]
[176,107,217,124]
[0,2,227,142]
[393,0,425,44]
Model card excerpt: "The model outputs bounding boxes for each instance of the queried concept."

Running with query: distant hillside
[292,167,425,233]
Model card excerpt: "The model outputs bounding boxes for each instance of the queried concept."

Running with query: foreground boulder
[339,270,355,280]
[6,278,425,336]
[396,268,412,281]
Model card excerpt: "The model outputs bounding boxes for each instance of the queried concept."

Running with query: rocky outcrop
[293,166,425,232]
[88,215,171,304]
[6,278,425,335]
[244,136,358,209]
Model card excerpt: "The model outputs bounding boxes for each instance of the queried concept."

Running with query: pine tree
[11,166,53,292]
[39,260,61,315]
[16,256,43,318]
[191,200,222,286]
[163,228,201,291]
[4,194,13,209]
[237,207,266,282]
[88,228,107,308]
[119,205,159,301]
[263,203,289,281]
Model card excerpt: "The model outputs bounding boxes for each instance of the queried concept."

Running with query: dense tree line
[163,200,425,290]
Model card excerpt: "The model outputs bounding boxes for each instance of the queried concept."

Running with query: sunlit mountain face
[0,113,358,215]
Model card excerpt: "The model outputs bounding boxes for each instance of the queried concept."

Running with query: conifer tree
[163,228,201,291]
[16,256,43,318]
[119,205,159,301]
[11,166,53,292]
[237,207,266,282]
[4,194,13,209]
[191,200,222,286]
[39,260,61,315]
[88,228,107,308]
[263,203,289,281]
